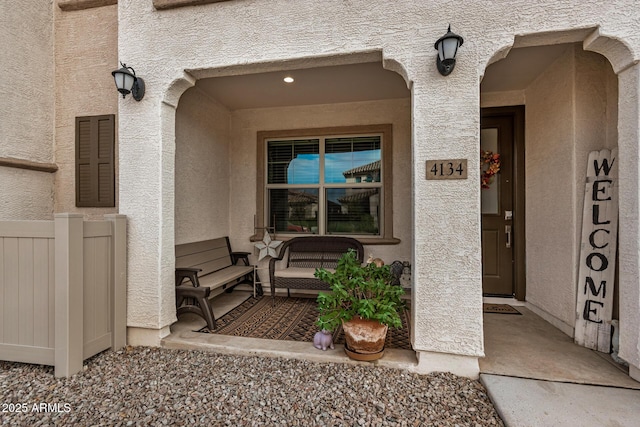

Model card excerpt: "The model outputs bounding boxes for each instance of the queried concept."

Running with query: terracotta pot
[344,346,385,361]
[342,317,388,356]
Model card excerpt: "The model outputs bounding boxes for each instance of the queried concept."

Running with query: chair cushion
[274,267,335,279]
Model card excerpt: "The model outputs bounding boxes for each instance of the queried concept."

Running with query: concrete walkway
[481,305,640,426]
[481,374,640,427]
[481,306,639,389]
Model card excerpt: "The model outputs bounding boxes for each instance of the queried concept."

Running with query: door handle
[505,225,512,249]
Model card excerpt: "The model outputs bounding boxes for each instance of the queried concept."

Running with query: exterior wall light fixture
[111,62,145,101]
[434,25,464,76]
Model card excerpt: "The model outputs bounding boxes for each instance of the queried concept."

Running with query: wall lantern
[111,62,145,101]
[434,25,464,76]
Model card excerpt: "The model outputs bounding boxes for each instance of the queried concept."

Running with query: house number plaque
[426,159,468,180]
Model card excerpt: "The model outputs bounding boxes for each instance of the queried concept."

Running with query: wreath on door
[481,150,501,189]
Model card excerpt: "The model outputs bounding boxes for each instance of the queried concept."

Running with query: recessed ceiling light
[283,76,294,83]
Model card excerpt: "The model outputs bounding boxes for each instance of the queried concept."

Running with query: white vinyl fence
[0,214,126,377]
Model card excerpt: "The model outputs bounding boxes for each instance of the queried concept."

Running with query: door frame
[481,106,526,300]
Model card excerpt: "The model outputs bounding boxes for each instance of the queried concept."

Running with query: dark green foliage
[315,249,405,332]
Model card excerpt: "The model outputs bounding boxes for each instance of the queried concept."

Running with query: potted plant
[315,249,405,360]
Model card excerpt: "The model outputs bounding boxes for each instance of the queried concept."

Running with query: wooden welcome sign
[575,148,618,352]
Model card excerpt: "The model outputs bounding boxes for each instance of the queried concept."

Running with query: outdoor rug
[198,295,412,350]
[483,303,521,315]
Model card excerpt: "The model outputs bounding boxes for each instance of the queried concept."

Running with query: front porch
[164,287,418,370]
[164,288,639,389]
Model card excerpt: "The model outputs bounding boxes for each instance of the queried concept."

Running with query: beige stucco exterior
[518,47,619,332]
[53,3,119,217]
[116,0,640,377]
[0,2,55,219]
[3,0,640,379]
[175,87,231,244]
[0,2,118,220]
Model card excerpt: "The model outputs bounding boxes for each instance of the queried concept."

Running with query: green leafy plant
[315,249,405,332]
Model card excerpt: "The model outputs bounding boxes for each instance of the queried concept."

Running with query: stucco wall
[175,87,231,244]
[0,1,55,219]
[54,3,118,217]
[525,48,578,326]
[573,49,619,319]
[525,46,618,330]
[116,0,640,368]
[0,169,55,220]
[227,98,412,264]
[617,63,640,373]
[0,1,54,162]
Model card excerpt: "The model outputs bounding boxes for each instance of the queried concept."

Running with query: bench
[175,237,260,331]
[268,236,364,300]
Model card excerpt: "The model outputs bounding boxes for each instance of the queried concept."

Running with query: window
[256,125,395,242]
[75,115,115,207]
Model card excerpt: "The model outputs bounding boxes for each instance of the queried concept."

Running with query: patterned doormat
[483,303,521,315]
[198,295,412,350]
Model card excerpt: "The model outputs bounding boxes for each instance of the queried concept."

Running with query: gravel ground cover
[1,346,504,426]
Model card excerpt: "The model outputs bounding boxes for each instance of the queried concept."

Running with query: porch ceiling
[195,44,570,110]
[195,61,410,110]
[481,44,571,93]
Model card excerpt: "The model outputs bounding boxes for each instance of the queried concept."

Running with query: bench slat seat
[194,265,254,290]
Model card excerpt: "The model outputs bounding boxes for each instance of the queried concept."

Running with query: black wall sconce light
[434,25,464,76]
[111,62,145,101]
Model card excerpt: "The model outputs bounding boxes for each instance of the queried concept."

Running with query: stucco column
[616,62,640,381]
[118,92,177,345]
[410,72,484,378]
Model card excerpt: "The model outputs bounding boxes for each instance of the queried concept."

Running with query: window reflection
[325,137,381,183]
[267,139,319,184]
[326,188,380,235]
[269,188,318,233]
[266,135,382,236]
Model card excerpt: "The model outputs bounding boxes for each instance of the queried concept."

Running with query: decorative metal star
[254,231,282,261]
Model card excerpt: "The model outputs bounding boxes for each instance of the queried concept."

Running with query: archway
[479,29,640,385]
[167,53,415,359]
